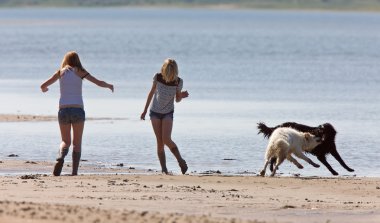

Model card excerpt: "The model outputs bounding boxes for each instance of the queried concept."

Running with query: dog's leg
[260,160,270,177]
[270,163,280,177]
[317,155,339,175]
[287,154,304,169]
[270,156,285,177]
[270,162,279,177]
[293,149,320,168]
[269,157,277,171]
[330,147,355,172]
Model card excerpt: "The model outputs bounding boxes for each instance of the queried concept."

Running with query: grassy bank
[0,0,380,11]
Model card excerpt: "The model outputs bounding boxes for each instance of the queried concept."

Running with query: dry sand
[0,160,379,223]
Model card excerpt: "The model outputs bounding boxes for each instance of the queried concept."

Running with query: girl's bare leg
[151,119,168,174]
[72,121,84,175]
[53,123,71,176]
[162,119,187,174]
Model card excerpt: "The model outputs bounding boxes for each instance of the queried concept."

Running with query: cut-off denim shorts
[58,107,85,124]
[149,110,174,120]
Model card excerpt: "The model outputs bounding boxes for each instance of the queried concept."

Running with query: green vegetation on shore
[0,0,380,11]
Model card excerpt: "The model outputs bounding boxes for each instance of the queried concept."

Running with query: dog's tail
[257,122,275,139]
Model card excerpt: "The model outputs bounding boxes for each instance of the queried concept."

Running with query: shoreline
[0,159,364,178]
[0,159,154,176]
[0,161,379,223]
[0,114,127,122]
[0,114,56,122]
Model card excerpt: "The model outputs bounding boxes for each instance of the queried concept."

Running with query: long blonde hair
[161,58,178,83]
[60,51,86,72]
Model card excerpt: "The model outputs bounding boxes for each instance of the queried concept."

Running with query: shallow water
[0,8,379,176]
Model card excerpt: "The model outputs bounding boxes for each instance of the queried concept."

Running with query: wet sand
[0,160,379,223]
[0,114,126,122]
[0,114,56,122]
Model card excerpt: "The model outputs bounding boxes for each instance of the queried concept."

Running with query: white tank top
[59,68,83,107]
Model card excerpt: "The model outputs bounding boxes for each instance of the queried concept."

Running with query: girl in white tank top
[40,51,114,176]
[59,67,84,107]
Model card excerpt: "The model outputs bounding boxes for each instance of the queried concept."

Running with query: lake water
[0,8,379,177]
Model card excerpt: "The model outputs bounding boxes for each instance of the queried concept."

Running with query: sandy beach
[0,160,379,223]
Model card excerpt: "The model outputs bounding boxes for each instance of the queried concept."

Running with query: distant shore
[1,0,380,12]
[0,159,379,223]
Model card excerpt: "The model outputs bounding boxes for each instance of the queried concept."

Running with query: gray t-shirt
[150,73,183,114]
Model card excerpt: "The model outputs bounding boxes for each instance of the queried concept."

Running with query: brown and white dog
[260,127,322,177]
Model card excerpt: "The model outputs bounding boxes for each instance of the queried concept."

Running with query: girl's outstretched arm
[40,70,60,92]
[140,83,156,120]
[83,73,114,92]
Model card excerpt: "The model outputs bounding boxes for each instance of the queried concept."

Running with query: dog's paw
[259,170,265,177]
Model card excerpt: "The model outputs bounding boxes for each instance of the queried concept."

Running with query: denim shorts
[58,107,85,124]
[149,110,174,120]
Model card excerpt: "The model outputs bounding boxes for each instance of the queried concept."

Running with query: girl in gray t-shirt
[141,58,189,174]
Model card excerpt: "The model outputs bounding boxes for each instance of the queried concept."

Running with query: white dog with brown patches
[260,127,322,177]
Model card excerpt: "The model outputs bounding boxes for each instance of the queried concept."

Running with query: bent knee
[61,141,71,148]
[162,138,173,146]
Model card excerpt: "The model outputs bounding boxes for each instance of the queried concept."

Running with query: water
[0,8,379,177]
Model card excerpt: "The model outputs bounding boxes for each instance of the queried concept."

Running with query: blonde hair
[161,58,178,83]
[60,51,86,72]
